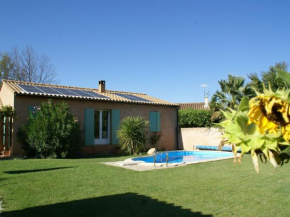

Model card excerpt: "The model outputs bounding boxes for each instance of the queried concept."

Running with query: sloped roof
[2,80,178,107]
[178,102,209,110]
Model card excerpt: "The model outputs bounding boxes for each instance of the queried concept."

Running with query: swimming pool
[131,150,234,164]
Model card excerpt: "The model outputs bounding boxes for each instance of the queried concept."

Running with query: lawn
[0,154,290,217]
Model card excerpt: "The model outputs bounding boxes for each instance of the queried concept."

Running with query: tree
[210,74,255,111]
[248,61,288,92]
[117,116,148,155]
[0,46,57,83]
[0,53,14,81]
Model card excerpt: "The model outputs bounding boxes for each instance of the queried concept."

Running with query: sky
[1,0,290,103]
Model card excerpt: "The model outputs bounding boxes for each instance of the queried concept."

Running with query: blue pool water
[132,151,234,164]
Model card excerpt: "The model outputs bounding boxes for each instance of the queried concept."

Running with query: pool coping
[102,150,239,171]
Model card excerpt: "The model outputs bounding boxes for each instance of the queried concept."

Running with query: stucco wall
[12,95,178,156]
[178,127,226,150]
[0,82,15,107]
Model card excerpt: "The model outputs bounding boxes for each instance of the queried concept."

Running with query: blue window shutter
[150,111,161,132]
[28,105,35,116]
[156,112,161,131]
[85,108,95,146]
[112,110,120,145]
[149,112,157,132]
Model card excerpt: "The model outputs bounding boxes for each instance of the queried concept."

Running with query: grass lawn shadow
[2,193,212,217]
[4,167,76,174]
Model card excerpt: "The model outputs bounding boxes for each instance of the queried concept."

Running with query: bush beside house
[117,116,148,154]
[18,100,81,158]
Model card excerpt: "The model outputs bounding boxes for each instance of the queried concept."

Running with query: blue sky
[1,0,290,103]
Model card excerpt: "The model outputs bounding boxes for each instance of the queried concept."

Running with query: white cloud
[201,84,208,88]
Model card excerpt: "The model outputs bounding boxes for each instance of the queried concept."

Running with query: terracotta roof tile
[2,80,178,107]
[178,102,209,110]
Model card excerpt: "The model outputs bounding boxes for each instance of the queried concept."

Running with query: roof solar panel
[88,91,109,99]
[70,89,95,97]
[116,93,151,102]
[18,84,45,93]
[71,89,109,99]
[53,88,80,96]
[17,84,109,99]
[37,86,63,95]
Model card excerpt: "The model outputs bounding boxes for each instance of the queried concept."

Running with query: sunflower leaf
[279,146,290,165]
[251,151,259,173]
[238,96,250,112]
[232,97,249,119]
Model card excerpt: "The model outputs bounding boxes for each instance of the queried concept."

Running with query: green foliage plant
[178,109,212,128]
[210,74,255,111]
[217,97,285,173]
[0,105,15,118]
[117,116,148,154]
[219,69,290,173]
[210,74,255,124]
[248,61,288,93]
[18,100,81,158]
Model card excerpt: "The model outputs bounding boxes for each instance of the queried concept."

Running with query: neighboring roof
[2,80,178,107]
[178,102,209,110]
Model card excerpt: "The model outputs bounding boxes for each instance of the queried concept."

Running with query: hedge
[178,109,212,128]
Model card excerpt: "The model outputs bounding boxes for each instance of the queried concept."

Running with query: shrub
[178,109,213,128]
[0,105,15,118]
[18,100,81,158]
[149,131,162,149]
[117,116,148,154]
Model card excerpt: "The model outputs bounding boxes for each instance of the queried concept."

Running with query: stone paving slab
[102,162,185,171]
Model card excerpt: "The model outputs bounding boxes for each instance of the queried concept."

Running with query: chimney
[204,91,209,109]
[99,80,106,93]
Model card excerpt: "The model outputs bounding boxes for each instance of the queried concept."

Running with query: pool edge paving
[102,155,236,171]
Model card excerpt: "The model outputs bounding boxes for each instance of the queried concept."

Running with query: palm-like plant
[117,116,148,154]
[211,75,255,111]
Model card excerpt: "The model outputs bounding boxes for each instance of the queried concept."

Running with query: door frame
[94,110,110,145]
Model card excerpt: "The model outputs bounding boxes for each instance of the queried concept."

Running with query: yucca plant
[117,116,148,155]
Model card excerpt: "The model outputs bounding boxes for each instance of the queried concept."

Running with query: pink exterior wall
[12,95,178,156]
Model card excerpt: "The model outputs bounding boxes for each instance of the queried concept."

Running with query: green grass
[1,154,290,217]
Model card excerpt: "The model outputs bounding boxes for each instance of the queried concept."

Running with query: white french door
[94,110,110,145]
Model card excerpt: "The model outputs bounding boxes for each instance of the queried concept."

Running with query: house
[178,93,210,110]
[0,80,179,157]
[178,102,207,110]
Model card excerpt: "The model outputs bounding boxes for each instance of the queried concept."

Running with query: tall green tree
[0,53,14,81]
[248,62,288,92]
[210,75,255,111]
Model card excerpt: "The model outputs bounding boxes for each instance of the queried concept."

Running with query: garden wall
[178,127,229,150]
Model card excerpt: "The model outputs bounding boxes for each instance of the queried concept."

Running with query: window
[28,105,40,117]
[94,110,110,144]
[149,111,160,132]
[85,109,120,146]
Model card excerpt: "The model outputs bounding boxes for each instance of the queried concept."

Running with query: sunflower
[282,124,290,141]
[248,87,290,141]
[248,96,280,134]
